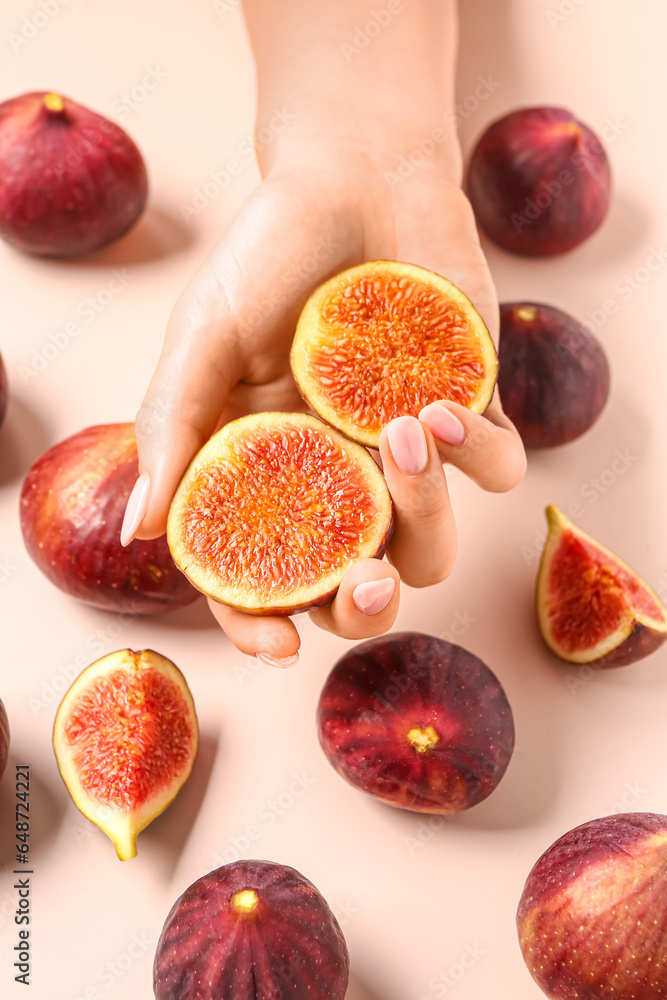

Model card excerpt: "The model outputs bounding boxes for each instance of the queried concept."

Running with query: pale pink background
[1,2,666,998]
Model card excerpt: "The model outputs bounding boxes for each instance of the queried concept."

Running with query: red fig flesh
[537,506,667,667]
[290,260,498,447]
[467,106,611,256]
[167,411,393,615]
[53,649,198,860]
[153,859,349,1000]
[0,91,148,257]
[20,423,199,614]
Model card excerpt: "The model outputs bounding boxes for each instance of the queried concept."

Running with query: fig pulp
[0,350,7,428]
[498,302,610,447]
[290,260,498,447]
[537,506,667,668]
[317,632,515,813]
[467,106,611,256]
[167,411,393,615]
[517,813,667,999]
[0,699,9,782]
[20,423,198,614]
[53,649,198,860]
[0,91,148,257]
[153,859,349,1000]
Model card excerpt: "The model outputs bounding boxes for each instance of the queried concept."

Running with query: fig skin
[498,302,610,448]
[0,91,148,257]
[20,423,199,614]
[53,648,199,861]
[167,411,393,615]
[153,859,349,1000]
[537,506,667,668]
[467,106,611,256]
[317,631,515,813]
[0,350,7,429]
[517,813,667,999]
[290,260,498,448]
[0,699,9,782]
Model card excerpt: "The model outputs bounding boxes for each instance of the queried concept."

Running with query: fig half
[317,631,515,813]
[167,411,393,615]
[53,649,199,860]
[290,260,498,447]
[537,506,667,668]
[153,859,349,1000]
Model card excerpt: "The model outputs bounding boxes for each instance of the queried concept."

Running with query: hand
[124,137,525,665]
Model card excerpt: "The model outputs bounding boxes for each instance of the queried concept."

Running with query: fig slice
[167,411,393,615]
[53,649,199,860]
[537,506,667,668]
[290,260,498,447]
[153,859,349,1000]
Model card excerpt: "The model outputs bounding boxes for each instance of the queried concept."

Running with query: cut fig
[467,106,611,256]
[20,423,199,614]
[537,506,667,668]
[167,411,393,615]
[290,260,498,447]
[53,649,198,860]
[498,302,610,448]
[0,91,148,257]
[317,631,515,813]
[153,859,349,1000]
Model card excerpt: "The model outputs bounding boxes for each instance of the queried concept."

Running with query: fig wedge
[290,260,498,447]
[537,506,667,668]
[167,411,393,615]
[53,649,198,860]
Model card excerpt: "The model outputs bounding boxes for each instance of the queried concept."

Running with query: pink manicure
[256,651,300,668]
[120,473,150,547]
[386,416,429,475]
[419,403,467,447]
[353,578,396,616]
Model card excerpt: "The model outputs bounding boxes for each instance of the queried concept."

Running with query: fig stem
[43,92,66,114]
[407,726,440,754]
[233,889,259,914]
[515,306,537,323]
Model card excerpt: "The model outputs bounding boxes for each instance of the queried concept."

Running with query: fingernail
[120,473,150,547]
[419,403,467,447]
[256,651,300,668]
[386,416,429,475]
[353,578,396,616]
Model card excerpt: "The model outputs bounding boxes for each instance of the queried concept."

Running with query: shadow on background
[0,753,65,867]
[46,202,196,270]
[141,728,220,880]
[0,394,51,487]
[347,971,389,1000]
